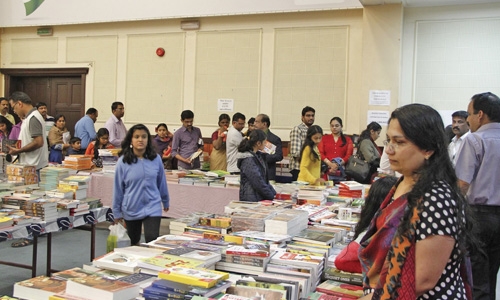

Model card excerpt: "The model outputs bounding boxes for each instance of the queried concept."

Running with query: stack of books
[297,187,326,206]
[22,198,59,222]
[264,209,309,236]
[168,213,212,235]
[226,276,301,300]
[295,204,336,223]
[13,275,67,300]
[62,155,92,170]
[216,244,272,275]
[230,211,273,232]
[58,175,91,200]
[39,167,71,191]
[6,164,38,184]
[61,268,140,300]
[269,250,325,295]
[337,181,365,198]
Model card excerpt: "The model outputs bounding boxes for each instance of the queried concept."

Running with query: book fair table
[0,207,112,278]
[87,173,240,218]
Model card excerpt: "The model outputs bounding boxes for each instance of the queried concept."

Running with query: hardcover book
[157,267,229,288]
[65,274,140,300]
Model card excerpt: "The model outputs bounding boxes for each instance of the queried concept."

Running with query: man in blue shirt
[456,92,500,300]
[171,110,203,170]
[74,108,98,152]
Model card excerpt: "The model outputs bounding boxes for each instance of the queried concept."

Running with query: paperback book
[157,267,229,288]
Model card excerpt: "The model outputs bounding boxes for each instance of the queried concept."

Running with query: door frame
[0,68,88,99]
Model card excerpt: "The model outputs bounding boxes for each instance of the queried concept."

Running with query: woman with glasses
[318,117,353,182]
[356,121,382,183]
[358,104,475,300]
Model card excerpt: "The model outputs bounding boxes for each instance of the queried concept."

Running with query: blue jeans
[470,206,500,300]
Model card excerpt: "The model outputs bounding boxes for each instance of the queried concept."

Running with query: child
[85,128,115,168]
[237,129,276,202]
[335,176,398,274]
[152,123,173,169]
[67,137,84,155]
[298,125,325,186]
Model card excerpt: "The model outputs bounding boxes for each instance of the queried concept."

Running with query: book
[315,280,363,299]
[226,285,284,300]
[323,267,363,286]
[13,276,67,300]
[236,279,290,300]
[138,253,206,272]
[143,285,185,299]
[305,292,343,299]
[65,274,140,300]
[158,267,229,288]
[53,267,98,281]
[225,244,270,257]
[293,229,337,245]
[189,149,203,161]
[215,261,266,275]
[92,252,141,274]
[151,278,232,298]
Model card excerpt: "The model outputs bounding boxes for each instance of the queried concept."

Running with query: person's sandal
[11,239,33,248]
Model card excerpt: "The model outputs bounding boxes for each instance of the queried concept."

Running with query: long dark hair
[353,176,398,240]
[359,122,382,143]
[300,125,323,162]
[330,117,347,146]
[94,128,109,160]
[0,116,13,136]
[238,129,266,152]
[120,124,158,164]
[390,103,475,258]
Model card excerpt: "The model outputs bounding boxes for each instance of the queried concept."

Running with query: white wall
[401,3,500,124]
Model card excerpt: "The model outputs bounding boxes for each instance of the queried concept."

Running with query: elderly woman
[358,104,475,299]
[48,114,70,163]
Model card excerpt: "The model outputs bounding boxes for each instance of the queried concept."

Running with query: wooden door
[0,68,88,137]
[50,77,83,137]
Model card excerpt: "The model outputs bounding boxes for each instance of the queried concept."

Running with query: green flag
[24,0,45,16]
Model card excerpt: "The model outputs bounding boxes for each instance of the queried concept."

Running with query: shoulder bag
[345,154,371,183]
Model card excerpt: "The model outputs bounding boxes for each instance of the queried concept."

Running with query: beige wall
[0,7,403,141]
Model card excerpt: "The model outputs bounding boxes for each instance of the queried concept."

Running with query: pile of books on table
[62,155,92,170]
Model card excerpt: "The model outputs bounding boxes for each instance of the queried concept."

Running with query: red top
[84,141,115,156]
[318,134,353,164]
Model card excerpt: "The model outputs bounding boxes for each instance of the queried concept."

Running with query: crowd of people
[3,89,500,300]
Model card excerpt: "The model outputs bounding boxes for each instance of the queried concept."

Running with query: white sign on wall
[218,99,234,112]
[367,110,390,126]
[369,90,391,106]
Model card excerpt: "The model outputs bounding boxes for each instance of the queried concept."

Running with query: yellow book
[158,267,229,288]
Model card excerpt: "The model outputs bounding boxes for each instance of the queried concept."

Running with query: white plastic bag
[106,223,131,252]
